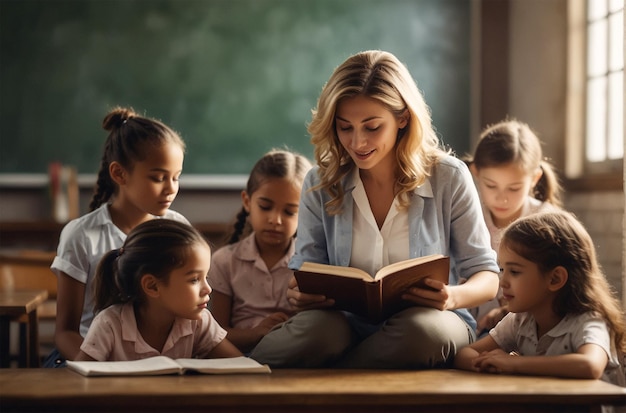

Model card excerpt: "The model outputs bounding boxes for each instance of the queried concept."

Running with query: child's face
[473,162,539,228]
[335,94,407,175]
[242,177,300,253]
[498,244,553,315]
[157,243,212,321]
[117,142,184,217]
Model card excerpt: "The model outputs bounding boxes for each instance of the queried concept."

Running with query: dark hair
[465,119,562,207]
[92,219,208,312]
[226,149,312,244]
[501,211,626,352]
[88,107,186,211]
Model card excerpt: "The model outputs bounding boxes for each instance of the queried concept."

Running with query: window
[585,0,623,173]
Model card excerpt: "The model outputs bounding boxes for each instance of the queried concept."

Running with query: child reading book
[209,149,312,352]
[74,219,242,361]
[464,118,563,336]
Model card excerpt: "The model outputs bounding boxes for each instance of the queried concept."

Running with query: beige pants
[250,307,474,368]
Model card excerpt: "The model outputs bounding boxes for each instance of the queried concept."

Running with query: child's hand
[476,306,508,332]
[472,349,518,374]
[255,312,290,336]
[286,276,335,311]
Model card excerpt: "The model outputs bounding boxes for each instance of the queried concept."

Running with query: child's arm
[206,337,244,358]
[476,305,509,333]
[211,291,289,353]
[454,334,502,371]
[54,272,86,360]
[473,343,609,379]
[74,350,96,361]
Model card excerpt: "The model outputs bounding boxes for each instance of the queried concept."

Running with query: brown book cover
[294,254,450,322]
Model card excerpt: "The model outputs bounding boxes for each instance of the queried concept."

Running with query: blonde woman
[250,50,499,369]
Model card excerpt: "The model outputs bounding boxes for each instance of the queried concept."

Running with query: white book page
[374,254,445,280]
[175,356,271,374]
[67,356,181,376]
[299,262,371,280]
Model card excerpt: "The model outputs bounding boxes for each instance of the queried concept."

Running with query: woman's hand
[286,276,335,312]
[402,278,454,311]
[405,270,498,312]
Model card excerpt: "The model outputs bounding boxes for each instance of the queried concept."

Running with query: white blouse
[349,171,409,278]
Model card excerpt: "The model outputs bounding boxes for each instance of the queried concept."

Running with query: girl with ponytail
[48,107,189,366]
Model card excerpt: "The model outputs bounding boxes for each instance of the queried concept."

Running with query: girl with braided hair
[208,149,312,353]
[47,106,189,366]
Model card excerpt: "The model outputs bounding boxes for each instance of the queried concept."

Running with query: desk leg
[27,310,40,367]
[0,316,9,367]
[18,323,27,367]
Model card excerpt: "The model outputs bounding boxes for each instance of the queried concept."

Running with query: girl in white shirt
[455,211,626,388]
[48,107,190,366]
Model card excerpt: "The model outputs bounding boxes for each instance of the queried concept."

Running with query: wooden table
[0,368,624,412]
[0,289,48,367]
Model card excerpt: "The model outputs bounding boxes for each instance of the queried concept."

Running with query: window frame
[565,0,624,191]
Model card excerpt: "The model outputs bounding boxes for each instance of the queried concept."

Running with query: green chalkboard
[0,0,470,174]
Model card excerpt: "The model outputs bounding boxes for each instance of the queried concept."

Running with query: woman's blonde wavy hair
[307,50,448,215]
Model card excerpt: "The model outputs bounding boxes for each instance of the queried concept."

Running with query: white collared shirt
[491,311,624,386]
[350,171,409,278]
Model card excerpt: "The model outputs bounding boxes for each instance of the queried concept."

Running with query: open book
[66,356,271,377]
[294,254,450,322]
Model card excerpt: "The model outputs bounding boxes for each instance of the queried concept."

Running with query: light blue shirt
[289,155,499,330]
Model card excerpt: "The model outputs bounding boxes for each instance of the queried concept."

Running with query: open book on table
[67,356,271,377]
[294,254,450,322]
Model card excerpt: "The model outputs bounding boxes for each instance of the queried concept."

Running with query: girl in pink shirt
[209,150,312,353]
[75,219,242,361]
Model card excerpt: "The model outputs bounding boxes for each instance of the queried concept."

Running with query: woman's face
[335,95,407,174]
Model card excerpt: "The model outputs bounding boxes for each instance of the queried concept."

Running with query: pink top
[80,303,227,361]
[483,196,556,252]
[208,233,294,329]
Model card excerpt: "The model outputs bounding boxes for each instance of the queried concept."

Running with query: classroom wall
[503,0,624,301]
[0,181,242,224]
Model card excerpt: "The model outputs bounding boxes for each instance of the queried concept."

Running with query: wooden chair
[0,250,56,367]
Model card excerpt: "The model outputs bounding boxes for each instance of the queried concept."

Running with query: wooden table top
[1,367,625,412]
[0,289,48,315]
